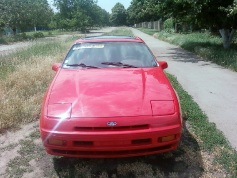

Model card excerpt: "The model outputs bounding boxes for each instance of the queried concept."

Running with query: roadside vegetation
[140,27,237,174]
[0,28,236,177]
[140,28,237,72]
[167,73,237,176]
[0,32,46,44]
[103,28,133,36]
[0,35,79,132]
[0,29,101,44]
[0,0,110,44]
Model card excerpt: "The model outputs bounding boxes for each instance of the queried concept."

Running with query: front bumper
[40,115,182,158]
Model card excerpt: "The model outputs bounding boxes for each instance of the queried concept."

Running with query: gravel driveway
[132,28,237,150]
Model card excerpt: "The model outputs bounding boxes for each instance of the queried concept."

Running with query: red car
[40,36,182,158]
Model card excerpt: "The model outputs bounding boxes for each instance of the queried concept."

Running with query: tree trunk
[219,29,236,49]
[174,23,178,33]
[12,27,16,35]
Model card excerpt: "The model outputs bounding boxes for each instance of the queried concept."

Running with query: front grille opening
[132,138,151,145]
[73,141,93,146]
[52,145,172,156]
[75,124,149,131]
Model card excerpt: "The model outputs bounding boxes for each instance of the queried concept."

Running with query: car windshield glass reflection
[62,42,157,69]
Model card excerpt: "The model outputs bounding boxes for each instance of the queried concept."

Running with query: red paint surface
[40,36,182,158]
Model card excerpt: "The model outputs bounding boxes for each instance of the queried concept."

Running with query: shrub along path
[132,28,237,151]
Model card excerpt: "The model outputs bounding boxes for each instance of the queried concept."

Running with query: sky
[47,0,132,13]
[97,0,132,13]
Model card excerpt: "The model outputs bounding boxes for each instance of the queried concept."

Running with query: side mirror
[158,61,168,69]
[52,63,61,72]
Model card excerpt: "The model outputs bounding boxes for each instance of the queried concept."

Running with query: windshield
[62,42,157,69]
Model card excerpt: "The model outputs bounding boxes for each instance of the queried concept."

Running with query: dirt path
[0,41,32,56]
[132,28,237,151]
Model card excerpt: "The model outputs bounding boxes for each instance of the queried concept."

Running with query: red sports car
[40,36,182,158]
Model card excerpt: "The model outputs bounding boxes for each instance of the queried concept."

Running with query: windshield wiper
[101,62,137,68]
[66,63,99,68]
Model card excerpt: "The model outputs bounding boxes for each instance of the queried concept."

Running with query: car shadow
[154,41,237,65]
[52,119,204,177]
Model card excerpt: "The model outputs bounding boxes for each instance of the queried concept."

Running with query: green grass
[26,30,81,37]
[138,28,159,36]
[167,73,237,176]
[0,32,43,44]
[0,27,104,44]
[0,30,81,44]
[139,28,237,71]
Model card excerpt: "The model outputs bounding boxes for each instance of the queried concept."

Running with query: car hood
[48,68,174,117]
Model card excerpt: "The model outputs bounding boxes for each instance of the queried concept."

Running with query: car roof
[74,35,144,43]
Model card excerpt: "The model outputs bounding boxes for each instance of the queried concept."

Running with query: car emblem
[107,121,117,127]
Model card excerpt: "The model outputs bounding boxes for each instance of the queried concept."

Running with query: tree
[127,0,146,24]
[160,0,237,48]
[218,0,237,48]
[92,5,110,27]
[194,0,236,48]
[0,0,53,33]
[127,0,162,25]
[127,0,237,48]
[110,3,127,26]
[27,0,54,31]
[53,0,109,30]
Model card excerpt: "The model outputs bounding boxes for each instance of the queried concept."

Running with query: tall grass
[0,36,79,132]
[140,28,237,71]
[0,41,63,78]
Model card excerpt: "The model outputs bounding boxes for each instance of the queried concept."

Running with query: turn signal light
[48,139,66,146]
[159,135,175,142]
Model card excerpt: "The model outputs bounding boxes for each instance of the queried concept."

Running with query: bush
[21,32,28,39]
[164,18,174,33]
[0,38,7,44]
[33,32,44,38]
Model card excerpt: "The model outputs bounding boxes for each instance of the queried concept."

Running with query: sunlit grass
[0,36,79,131]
